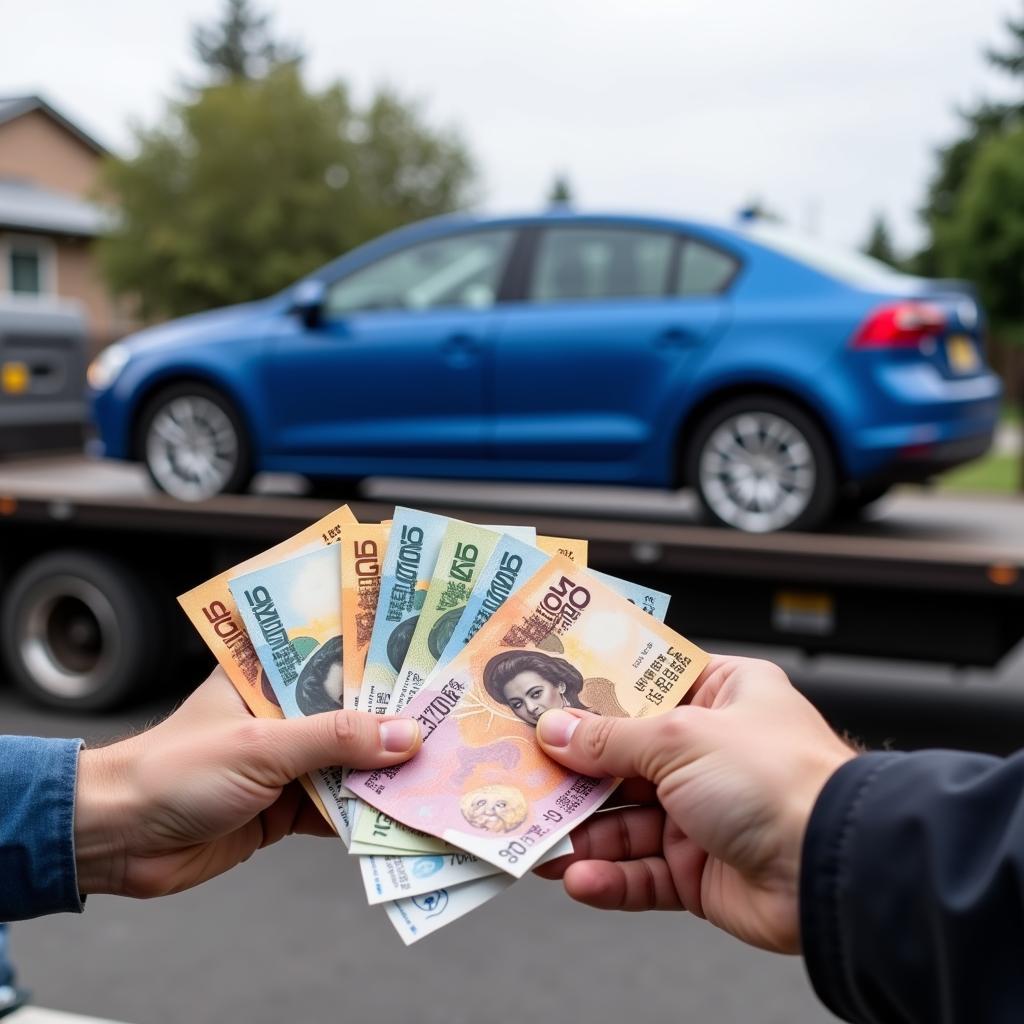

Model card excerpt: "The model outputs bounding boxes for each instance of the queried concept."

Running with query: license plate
[946,334,980,374]
[1,361,29,394]
[771,590,835,636]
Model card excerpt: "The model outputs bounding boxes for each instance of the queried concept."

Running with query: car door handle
[441,333,480,367]
[654,326,700,348]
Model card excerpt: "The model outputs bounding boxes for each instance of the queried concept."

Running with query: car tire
[832,482,892,523]
[138,382,252,500]
[1,551,164,711]
[686,395,838,532]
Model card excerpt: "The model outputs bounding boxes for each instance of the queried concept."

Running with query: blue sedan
[88,211,1001,531]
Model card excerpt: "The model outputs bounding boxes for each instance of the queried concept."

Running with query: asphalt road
[9,663,1024,1024]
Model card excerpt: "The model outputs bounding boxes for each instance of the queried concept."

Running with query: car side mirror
[291,279,326,330]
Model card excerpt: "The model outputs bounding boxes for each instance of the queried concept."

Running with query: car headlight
[87,343,130,391]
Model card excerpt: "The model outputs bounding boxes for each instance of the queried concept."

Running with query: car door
[264,227,516,463]
[490,224,735,473]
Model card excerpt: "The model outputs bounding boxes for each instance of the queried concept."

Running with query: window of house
[9,246,42,295]
[3,238,53,297]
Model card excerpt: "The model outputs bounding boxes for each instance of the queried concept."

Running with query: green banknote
[359,507,453,717]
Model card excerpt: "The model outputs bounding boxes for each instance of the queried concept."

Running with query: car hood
[117,299,274,356]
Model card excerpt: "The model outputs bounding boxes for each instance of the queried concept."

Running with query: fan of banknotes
[179,506,708,944]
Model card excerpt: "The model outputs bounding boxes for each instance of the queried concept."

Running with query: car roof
[303,209,738,287]
[297,209,913,301]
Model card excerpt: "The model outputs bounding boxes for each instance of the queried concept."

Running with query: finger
[258,783,306,848]
[246,711,421,786]
[687,655,793,711]
[602,778,658,809]
[291,802,336,838]
[537,707,706,783]
[534,806,666,879]
[563,858,684,911]
[681,654,732,707]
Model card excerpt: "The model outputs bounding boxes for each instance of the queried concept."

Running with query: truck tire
[686,395,838,532]
[1,550,163,711]
[138,382,252,500]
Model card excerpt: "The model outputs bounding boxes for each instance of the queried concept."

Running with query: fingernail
[538,708,579,748]
[380,719,419,753]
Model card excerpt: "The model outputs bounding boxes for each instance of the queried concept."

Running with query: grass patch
[939,451,1021,494]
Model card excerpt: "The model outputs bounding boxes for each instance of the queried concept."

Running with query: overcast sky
[1,0,1019,253]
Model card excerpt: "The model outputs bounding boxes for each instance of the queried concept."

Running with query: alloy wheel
[145,394,240,500]
[698,410,817,532]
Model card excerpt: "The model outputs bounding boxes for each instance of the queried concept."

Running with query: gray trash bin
[0,301,87,456]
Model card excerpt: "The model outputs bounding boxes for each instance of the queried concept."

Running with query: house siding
[0,109,101,199]
[0,105,139,349]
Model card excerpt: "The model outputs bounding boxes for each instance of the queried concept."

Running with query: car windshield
[738,222,902,288]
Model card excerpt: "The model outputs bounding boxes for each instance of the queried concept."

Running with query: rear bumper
[835,359,1002,482]
[861,430,995,486]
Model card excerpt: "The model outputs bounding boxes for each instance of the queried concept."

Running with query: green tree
[548,175,574,204]
[862,213,898,267]
[938,127,1024,489]
[99,17,475,318]
[192,0,301,81]
[918,9,1024,273]
[939,128,1024,330]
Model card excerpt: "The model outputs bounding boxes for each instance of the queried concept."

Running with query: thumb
[537,707,702,783]
[246,710,421,786]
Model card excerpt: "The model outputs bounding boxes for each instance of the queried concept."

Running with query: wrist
[74,742,139,896]
[781,741,857,950]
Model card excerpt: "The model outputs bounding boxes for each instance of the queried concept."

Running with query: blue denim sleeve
[0,735,85,921]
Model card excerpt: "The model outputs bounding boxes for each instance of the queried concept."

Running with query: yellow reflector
[1,361,29,394]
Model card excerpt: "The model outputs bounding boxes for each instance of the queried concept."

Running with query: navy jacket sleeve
[0,735,85,921]
[801,748,1024,1024]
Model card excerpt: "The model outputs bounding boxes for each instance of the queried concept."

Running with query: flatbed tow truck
[0,455,1021,710]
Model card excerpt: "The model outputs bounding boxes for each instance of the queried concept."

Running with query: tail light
[852,301,947,349]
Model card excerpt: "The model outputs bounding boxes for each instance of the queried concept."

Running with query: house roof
[0,179,110,237]
[0,95,109,156]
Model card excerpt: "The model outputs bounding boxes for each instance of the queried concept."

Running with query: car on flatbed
[89,210,1001,532]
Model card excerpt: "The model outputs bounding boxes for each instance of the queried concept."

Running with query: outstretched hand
[534,655,854,954]
[73,668,421,899]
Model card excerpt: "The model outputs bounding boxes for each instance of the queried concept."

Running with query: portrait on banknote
[294,634,344,715]
[481,649,589,727]
[460,784,529,833]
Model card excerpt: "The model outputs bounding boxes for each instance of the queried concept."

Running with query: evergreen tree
[547,175,574,204]
[192,0,301,81]
[918,8,1024,273]
[862,214,898,267]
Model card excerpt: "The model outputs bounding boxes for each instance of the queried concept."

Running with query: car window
[325,230,514,315]
[529,228,674,303]
[675,240,739,296]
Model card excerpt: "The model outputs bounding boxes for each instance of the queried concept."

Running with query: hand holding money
[533,655,856,955]
[182,504,707,942]
[74,667,420,899]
